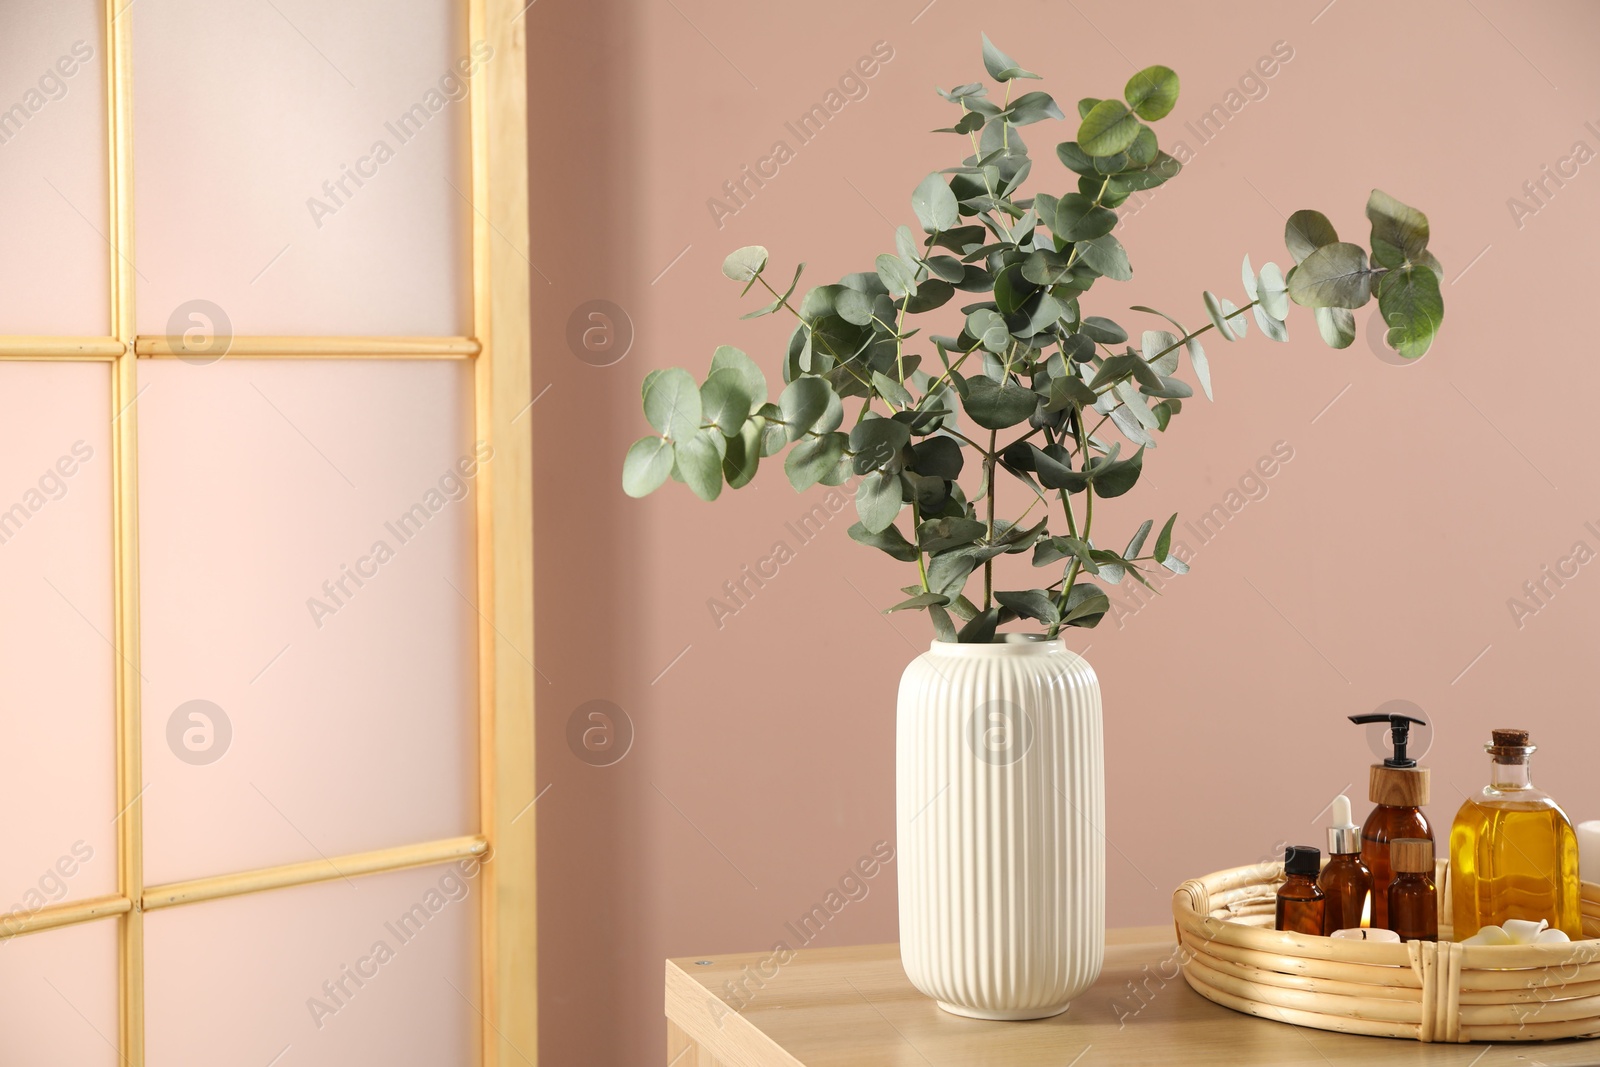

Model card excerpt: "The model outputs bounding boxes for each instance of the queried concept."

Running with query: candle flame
[1360,895,1372,929]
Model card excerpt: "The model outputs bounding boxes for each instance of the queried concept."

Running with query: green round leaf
[1284,210,1339,265]
[622,436,674,498]
[912,172,960,234]
[1366,188,1431,270]
[855,470,902,534]
[673,430,725,502]
[1053,192,1118,242]
[784,432,847,491]
[875,253,919,298]
[1257,262,1290,320]
[709,345,768,408]
[1076,234,1132,280]
[962,376,1038,430]
[1314,306,1357,349]
[778,377,835,441]
[722,420,762,489]
[1123,65,1180,121]
[849,417,911,474]
[1285,242,1373,309]
[1376,265,1444,360]
[700,368,755,437]
[721,245,768,282]
[643,367,702,441]
[1077,99,1141,157]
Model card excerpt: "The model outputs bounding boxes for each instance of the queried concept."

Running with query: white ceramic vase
[896,636,1104,1020]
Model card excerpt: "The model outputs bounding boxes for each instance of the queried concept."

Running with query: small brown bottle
[1276,845,1327,935]
[1386,838,1438,942]
[1319,795,1373,933]
[1349,712,1433,928]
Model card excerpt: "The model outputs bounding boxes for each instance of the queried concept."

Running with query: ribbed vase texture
[896,639,1104,1020]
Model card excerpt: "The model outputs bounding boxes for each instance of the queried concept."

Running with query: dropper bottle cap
[1326,794,1361,855]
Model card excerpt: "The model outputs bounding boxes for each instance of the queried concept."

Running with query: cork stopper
[1489,728,1534,764]
[1390,838,1434,874]
[1370,763,1429,807]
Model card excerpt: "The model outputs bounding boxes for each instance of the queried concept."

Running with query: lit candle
[1331,927,1400,942]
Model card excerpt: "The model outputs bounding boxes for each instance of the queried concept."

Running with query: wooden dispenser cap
[1390,838,1434,874]
[1370,763,1429,806]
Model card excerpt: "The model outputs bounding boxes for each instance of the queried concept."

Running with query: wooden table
[666,927,1600,1065]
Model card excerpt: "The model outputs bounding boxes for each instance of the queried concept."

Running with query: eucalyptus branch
[627,38,1446,643]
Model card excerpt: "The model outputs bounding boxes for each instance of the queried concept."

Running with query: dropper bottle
[1318,794,1373,932]
[1348,712,1432,929]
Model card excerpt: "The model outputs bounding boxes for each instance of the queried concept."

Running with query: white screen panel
[146,863,481,1065]
[0,364,116,912]
[0,919,120,1066]
[138,360,479,883]
[0,1,109,335]
[131,0,472,336]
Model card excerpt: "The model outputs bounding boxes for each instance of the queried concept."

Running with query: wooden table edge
[665,927,1178,1066]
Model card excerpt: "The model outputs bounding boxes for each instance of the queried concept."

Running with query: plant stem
[982,429,997,609]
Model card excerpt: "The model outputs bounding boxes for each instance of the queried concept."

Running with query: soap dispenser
[1449,729,1581,940]
[1348,712,1432,929]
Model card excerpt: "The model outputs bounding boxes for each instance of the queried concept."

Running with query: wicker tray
[1172,859,1600,1042]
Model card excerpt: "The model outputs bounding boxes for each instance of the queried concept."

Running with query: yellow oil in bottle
[1449,731,1581,940]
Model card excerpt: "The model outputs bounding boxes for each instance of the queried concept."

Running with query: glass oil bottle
[1386,838,1438,942]
[1275,845,1327,936]
[1319,794,1372,933]
[1348,712,1432,929]
[1449,729,1581,940]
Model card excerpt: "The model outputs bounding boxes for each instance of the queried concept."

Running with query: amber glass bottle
[1276,845,1327,936]
[1349,713,1432,929]
[1449,730,1581,940]
[1386,838,1438,942]
[1319,795,1373,933]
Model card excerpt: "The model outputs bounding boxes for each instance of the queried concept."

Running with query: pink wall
[530,1,1600,1061]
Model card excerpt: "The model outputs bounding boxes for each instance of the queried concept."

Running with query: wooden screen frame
[0,1,537,1063]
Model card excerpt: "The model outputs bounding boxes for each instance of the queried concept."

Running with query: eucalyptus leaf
[622,436,674,498]
[856,469,904,533]
[721,245,769,282]
[784,432,848,491]
[912,172,960,233]
[675,430,726,501]
[995,589,1060,626]
[701,367,755,437]
[778,377,835,441]
[709,345,768,408]
[1054,192,1118,242]
[1060,582,1110,626]
[850,417,912,473]
[1286,242,1373,309]
[1257,262,1290,320]
[1366,188,1430,269]
[722,420,762,489]
[1078,99,1142,157]
[1076,234,1132,280]
[643,367,702,441]
[1314,306,1357,349]
[962,376,1039,429]
[875,253,919,298]
[1284,210,1338,265]
[1376,264,1444,360]
[848,520,918,562]
[887,592,952,613]
[1124,64,1180,121]
[1125,518,1154,559]
[981,33,1039,82]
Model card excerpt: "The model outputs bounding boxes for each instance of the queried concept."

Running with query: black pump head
[1349,712,1426,768]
